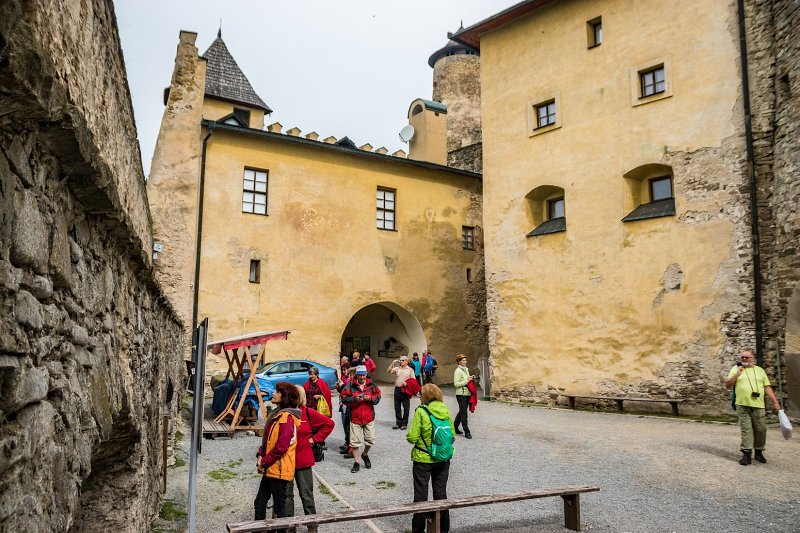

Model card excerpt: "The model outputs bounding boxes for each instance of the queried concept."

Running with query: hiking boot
[351,462,360,473]
[754,451,767,463]
[739,450,752,465]
[392,425,401,429]
[362,455,372,469]
[464,433,472,440]
[401,425,407,430]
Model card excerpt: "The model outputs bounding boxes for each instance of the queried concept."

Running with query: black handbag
[308,409,324,462]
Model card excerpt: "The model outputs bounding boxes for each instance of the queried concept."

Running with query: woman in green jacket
[406,384,456,533]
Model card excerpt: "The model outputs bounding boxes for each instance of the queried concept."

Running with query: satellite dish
[399,125,415,143]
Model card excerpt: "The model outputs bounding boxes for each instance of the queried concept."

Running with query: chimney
[323,136,337,144]
[267,122,283,133]
[286,127,301,137]
[405,98,447,165]
[305,131,319,141]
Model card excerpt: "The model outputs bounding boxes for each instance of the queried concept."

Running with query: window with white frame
[242,169,267,215]
[376,187,395,230]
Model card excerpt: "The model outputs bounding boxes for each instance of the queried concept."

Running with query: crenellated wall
[0,0,183,531]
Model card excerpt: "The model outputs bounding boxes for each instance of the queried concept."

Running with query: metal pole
[162,412,170,493]
[776,341,784,410]
[188,318,208,533]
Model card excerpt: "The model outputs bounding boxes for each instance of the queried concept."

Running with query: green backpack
[416,405,454,462]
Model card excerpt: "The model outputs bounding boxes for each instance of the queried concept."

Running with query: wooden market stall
[206,330,289,437]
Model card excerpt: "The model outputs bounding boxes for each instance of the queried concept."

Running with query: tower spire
[218,19,222,39]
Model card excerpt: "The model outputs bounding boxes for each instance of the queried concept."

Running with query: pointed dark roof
[428,24,479,67]
[201,33,271,113]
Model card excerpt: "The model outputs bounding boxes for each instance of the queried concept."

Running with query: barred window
[462,226,475,250]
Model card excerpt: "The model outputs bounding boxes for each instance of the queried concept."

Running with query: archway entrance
[784,283,800,415]
[341,302,427,383]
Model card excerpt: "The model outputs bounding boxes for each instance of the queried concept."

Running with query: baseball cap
[355,365,368,375]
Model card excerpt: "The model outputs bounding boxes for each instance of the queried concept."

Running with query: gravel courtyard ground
[156,386,800,533]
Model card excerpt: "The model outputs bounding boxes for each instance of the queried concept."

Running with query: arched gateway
[341,302,427,383]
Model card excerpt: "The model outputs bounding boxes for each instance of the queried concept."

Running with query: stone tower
[428,28,482,155]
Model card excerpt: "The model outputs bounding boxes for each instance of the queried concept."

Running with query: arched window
[621,163,676,222]
[525,185,566,237]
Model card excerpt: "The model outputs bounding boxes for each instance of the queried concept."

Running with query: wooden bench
[227,485,599,532]
[562,394,687,416]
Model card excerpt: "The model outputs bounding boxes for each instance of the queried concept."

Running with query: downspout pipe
[736,0,764,365]
[192,124,215,355]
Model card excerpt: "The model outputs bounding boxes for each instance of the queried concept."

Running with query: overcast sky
[115,1,519,177]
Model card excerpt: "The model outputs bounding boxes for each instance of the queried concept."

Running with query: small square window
[528,93,561,136]
[536,101,557,129]
[462,226,475,250]
[640,66,666,97]
[377,187,396,230]
[587,17,602,48]
[242,168,268,215]
[249,259,261,283]
[548,198,565,220]
[649,176,673,202]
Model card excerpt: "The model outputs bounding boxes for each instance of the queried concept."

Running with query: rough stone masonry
[0,1,183,531]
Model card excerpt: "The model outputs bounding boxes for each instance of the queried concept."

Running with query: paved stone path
[158,386,800,532]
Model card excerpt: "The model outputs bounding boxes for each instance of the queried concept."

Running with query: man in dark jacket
[341,365,381,472]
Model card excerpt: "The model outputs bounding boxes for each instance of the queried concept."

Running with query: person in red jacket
[304,366,332,417]
[254,382,301,528]
[282,385,335,532]
[340,365,381,473]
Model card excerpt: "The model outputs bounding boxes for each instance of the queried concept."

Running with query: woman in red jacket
[282,386,335,532]
[304,366,332,417]
[254,381,301,528]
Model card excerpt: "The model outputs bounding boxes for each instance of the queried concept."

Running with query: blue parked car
[255,359,338,391]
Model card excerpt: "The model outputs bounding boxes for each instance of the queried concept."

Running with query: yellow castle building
[147,31,486,383]
[149,0,800,413]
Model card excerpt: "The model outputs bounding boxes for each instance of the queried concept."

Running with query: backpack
[416,405,454,462]
[423,356,434,372]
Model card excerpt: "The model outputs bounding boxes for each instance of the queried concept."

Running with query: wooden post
[562,493,581,531]
[426,510,441,532]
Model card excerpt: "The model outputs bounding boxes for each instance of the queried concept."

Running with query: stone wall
[0,1,184,531]
[745,0,800,412]
[447,142,483,174]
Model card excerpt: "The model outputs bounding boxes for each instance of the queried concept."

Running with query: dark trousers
[412,461,450,533]
[454,394,471,435]
[254,475,290,530]
[394,386,410,426]
[341,407,351,445]
[284,467,316,516]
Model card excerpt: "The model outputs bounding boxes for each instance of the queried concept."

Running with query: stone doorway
[341,302,426,383]
[784,283,800,415]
